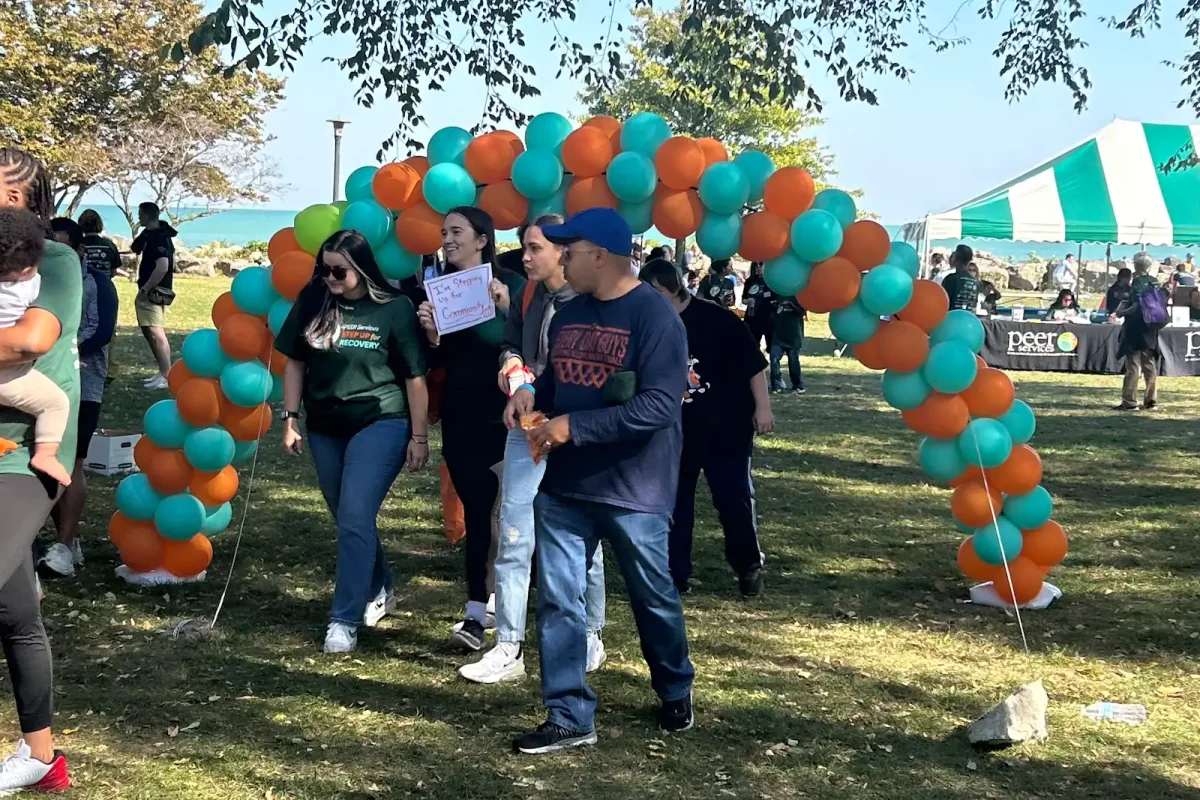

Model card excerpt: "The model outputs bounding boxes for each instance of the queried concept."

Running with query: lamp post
[328,118,349,202]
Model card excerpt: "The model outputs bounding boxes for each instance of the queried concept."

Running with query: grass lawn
[7,274,1200,799]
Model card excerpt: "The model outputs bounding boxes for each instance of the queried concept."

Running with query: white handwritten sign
[425,264,496,335]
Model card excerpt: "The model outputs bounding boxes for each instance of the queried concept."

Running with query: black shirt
[80,234,121,277]
[1105,282,1132,314]
[742,275,774,322]
[131,224,177,291]
[697,274,736,308]
[679,297,767,441]
[940,271,980,311]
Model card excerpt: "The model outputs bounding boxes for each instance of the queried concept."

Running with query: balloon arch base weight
[115,564,207,586]
[969,581,1062,611]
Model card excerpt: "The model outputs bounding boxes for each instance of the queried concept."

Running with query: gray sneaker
[38,543,76,578]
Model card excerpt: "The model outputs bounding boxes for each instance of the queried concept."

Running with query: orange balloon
[133,436,165,472]
[147,448,195,495]
[464,133,518,185]
[561,127,614,179]
[566,176,619,216]
[949,464,984,488]
[960,368,1015,419]
[763,166,816,220]
[951,481,1005,528]
[976,354,989,371]
[895,280,949,333]
[796,285,833,314]
[491,130,526,160]
[373,162,423,210]
[220,402,272,442]
[853,322,889,370]
[219,314,268,362]
[903,392,969,439]
[992,556,1045,605]
[190,466,240,507]
[838,220,892,270]
[738,212,790,262]
[176,378,223,428]
[655,137,706,190]
[1020,520,1068,567]
[211,292,241,331]
[957,538,1000,582]
[651,188,704,239]
[987,444,1043,496]
[119,524,165,573]
[877,320,930,373]
[270,250,316,301]
[807,257,861,311]
[583,115,622,155]
[267,228,300,264]
[161,534,214,578]
[477,181,529,231]
[403,155,430,176]
[395,202,443,255]
[695,138,728,166]
[109,511,156,551]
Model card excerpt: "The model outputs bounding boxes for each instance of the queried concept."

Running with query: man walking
[1114,252,1166,410]
[130,203,176,389]
[506,209,694,754]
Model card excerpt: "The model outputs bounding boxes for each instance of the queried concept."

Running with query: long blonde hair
[304,230,399,351]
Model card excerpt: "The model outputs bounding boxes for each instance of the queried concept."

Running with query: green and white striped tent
[921,119,1200,245]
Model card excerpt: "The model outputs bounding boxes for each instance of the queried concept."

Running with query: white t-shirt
[0,274,41,328]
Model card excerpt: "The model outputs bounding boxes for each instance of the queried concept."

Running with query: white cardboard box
[84,429,141,477]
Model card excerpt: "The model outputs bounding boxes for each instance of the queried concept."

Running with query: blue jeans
[769,344,803,390]
[495,428,606,643]
[307,417,410,626]
[535,493,694,733]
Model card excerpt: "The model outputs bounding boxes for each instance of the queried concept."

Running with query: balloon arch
[108,111,1067,601]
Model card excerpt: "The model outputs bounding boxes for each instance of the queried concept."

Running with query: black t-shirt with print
[940,271,980,311]
[697,274,736,308]
[80,234,121,277]
[679,297,767,441]
[742,274,775,323]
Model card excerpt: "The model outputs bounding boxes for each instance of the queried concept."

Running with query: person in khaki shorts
[130,202,177,390]
[0,208,71,486]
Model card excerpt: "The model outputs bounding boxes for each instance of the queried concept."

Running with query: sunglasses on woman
[317,263,349,280]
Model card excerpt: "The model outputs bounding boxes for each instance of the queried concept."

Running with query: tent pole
[921,215,932,279]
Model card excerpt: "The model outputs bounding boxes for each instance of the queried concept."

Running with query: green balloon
[528,176,571,221]
[232,439,259,466]
[619,198,654,234]
[860,264,914,316]
[294,204,343,255]
[1003,486,1053,529]
[957,418,1012,468]
[341,199,395,247]
[930,309,986,353]
[763,252,811,295]
[154,493,207,542]
[344,166,378,204]
[375,236,421,281]
[972,517,1023,566]
[923,341,978,394]
[619,112,671,158]
[525,112,574,155]
[919,436,968,481]
[116,473,163,521]
[184,427,236,473]
[998,400,1036,445]
[201,502,234,536]
[696,213,742,260]
[812,188,857,228]
[423,163,477,215]
[428,126,472,166]
[881,369,930,411]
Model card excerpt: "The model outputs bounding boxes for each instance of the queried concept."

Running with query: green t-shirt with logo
[0,241,83,477]
[275,289,427,437]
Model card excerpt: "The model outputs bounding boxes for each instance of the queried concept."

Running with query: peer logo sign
[1005,329,1080,358]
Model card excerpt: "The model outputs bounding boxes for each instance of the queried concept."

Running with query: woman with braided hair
[0,146,78,793]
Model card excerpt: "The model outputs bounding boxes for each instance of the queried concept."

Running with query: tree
[0,0,283,216]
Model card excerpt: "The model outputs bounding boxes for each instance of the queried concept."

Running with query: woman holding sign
[277,230,430,654]
[417,207,527,651]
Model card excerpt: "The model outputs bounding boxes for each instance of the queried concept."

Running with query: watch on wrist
[279,410,300,421]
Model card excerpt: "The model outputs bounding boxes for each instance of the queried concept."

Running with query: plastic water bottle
[1080,702,1148,725]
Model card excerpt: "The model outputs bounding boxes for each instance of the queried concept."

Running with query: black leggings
[441,419,507,604]
[0,473,60,733]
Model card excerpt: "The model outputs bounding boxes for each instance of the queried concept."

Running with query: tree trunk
[675,237,687,270]
[63,183,94,218]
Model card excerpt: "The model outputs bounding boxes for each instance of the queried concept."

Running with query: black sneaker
[1112,403,1139,411]
[1144,400,1159,410]
[450,617,486,651]
[675,581,692,597]
[513,721,598,754]
[738,567,763,598]
[792,387,807,395]
[659,692,694,732]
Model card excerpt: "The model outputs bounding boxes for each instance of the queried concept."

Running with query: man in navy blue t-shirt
[504,208,695,755]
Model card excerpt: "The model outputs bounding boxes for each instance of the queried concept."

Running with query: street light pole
[328,118,349,202]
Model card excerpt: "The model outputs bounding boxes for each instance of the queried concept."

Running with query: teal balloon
[528,176,571,220]
[972,517,1023,566]
[374,236,421,281]
[698,162,750,215]
[930,309,985,353]
[154,493,207,542]
[954,519,974,535]
[144,400,195,448]
[790,209,844,263]
[606,152,657,203]
[512,149,564,200]
[294,204,342,255]
[829,300,880,345]
[181,328,231,378]
[919,436,968,481]
[232,439,258,466]
[812,188,857,228]
[267,299,293,336]
[269,374,284,404]
[220,361,273,408]
[619,197,654,234]
[998,400,1036,445]
[116,473,163,521]
[696,213,743,260]
[201,502,234,536]
[344,166,378,204]
[620,112,671,158]
[231,266,280,317]
[183,426,236,472]
[957,418,1013,469]
[428,126,472,166]
[1003,486,1053,530]
[340,199,394,247]
[885,241,921,278]
[733,150,775,202]
[423,163,477,214]
[923,341,978,394]
[881,369,931,411]
[860,265,914,316]
[763,252,812,295]
[525,112,573,154]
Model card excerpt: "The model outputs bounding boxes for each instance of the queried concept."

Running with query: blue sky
[230,2,1195,223]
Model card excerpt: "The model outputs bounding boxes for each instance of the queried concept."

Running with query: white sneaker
[451,611,495,633]
[458,641,525,684]
[323,622,358,653]
[586,631,607,673]
[38,543,75,578]
[69,540,83,566]
[144,374,168,390]
[0,738,71,793]
[362,590,397,628]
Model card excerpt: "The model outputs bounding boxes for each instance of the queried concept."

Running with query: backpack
[1140,286,1169,325]
[521,281,537,316]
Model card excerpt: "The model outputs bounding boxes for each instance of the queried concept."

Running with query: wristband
[518,383,535,395]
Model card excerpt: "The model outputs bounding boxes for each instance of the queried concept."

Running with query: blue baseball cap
[541,208,633,258]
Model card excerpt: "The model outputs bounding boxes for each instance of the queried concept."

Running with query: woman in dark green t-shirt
[276,230,430,654]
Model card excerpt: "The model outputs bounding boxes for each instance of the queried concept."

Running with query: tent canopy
[922,119,1200,246]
